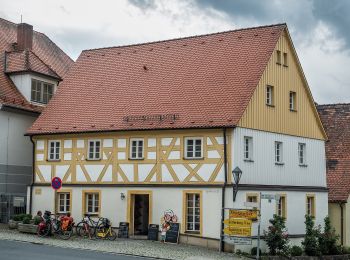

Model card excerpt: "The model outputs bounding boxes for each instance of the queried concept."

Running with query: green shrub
[33,216,42,225]
[13,213,28,221]
[264,214,289,255]
[343,246,350,254]
[251,247,262,256]
[22,216,31,224]
[302,215,320,256]
[290,245,303,256]
[318,216,340,255]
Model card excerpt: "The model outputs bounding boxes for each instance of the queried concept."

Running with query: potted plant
[18,214,38,234]
[8,214,26,229]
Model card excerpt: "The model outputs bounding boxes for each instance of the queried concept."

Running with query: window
[57,192,70,213]
[244,136,253,161]
[276,50,281,64]
[185,137,203,159]
[283,52,288,66]
[289,92,296,111]
[84,192,100,214]
[48,140,60,160]
[276,195,287,218]
[298,143,306,165]
[88,140,101,160]
[246,194,258,203]
[130,138,144,159]
[31,79,54,104]
[275,141,283,164]
[266,85,274,106]
[185,192,201,233]
[306,195,315,217]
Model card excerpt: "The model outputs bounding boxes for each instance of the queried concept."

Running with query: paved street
[0,239,152,260]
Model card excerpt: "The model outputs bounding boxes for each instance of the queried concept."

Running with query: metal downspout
[220,128,228,252]
[29,136,35,215]
[340,202,344,245]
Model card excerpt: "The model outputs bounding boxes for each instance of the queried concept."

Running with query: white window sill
[299,164,308,167]
[275,162,284,166]
[129,157,144,160]
[47,159,61,162]
[244,159,254,163]
[86,158,101,161]
[184,157,204,160]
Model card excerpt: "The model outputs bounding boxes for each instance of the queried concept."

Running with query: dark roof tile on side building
[318,103,350,202]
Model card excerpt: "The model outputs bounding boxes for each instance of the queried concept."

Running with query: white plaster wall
[32,186,223,239]
[225,188,328,236]
[10,74,58,103]
[232,127,327,187]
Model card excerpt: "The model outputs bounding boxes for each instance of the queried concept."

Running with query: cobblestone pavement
[0,225,240,260]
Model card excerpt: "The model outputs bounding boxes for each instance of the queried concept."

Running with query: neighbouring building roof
[318,103,350,202]
[27,23,286,135]
[0,18,74,113]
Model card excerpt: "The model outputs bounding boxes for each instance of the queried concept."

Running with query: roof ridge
[82,23,287,53]
[317,103,350,107]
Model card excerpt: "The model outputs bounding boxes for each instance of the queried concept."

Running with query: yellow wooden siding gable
[238,28,327,140]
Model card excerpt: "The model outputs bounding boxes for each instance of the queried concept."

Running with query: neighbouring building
[27,23,328,252]
[318,104,350,247]
[0,18,73,222]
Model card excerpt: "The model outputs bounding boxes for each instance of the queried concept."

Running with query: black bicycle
[75,214,103,238]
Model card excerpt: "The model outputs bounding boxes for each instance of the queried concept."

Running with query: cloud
[0,0,349,103]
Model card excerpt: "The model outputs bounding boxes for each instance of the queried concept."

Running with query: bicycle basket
[102,218,111,228]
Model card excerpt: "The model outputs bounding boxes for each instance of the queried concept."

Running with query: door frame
[126,190,153,235]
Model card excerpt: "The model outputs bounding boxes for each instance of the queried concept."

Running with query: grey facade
[0,108,38,221]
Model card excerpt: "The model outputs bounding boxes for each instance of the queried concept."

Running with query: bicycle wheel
[75,221,86,236]
[107,229,117,241]
[78,222,94,238]
[59,226,73,240]
[37,223,51,237]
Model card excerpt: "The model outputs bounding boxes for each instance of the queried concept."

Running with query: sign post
[51,177,62,215]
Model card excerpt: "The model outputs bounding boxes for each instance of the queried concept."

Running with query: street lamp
[232,166,242,202]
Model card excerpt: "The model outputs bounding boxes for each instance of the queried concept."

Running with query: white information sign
[223,235,252,245]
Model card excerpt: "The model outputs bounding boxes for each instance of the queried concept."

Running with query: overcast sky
[1,0,349,104]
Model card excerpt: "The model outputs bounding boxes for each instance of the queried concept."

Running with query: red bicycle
[38,211,74,240]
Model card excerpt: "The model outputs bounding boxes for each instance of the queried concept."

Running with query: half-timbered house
[26,24,327,251]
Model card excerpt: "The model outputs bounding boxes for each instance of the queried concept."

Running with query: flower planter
[8,220,21,229]
[18,223,38,234]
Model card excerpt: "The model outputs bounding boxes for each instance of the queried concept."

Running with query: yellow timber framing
[32,128,231,185]
[181,190,203,236]
[126,190,153,235]
[82,190,101,217]
[238,28,327,141]
[55,189,72,215]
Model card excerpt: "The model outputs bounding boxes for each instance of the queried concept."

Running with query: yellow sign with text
[223,226,252,237]
[229,209,258,220]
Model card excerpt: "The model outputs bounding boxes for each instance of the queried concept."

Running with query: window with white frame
[275,141,283,163]
[31,78,54,104]
[88,140,101,160]
[298,143,306,165]
[266,85,274,106]
[130,138,144,159]
[58,192,70,213]
[244,136,253,161]
[48,140,60,160]
[186,193,200,232]
[185,137,203,159]
[289,91,296,110]
[85,193,99,214]
[306,195,315,217]
[277,195,287,218]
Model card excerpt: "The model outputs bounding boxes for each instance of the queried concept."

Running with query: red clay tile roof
[0,18,74,113]
[27,23,286,135]
[318,104,350,202]
[5,50,61,79]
